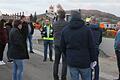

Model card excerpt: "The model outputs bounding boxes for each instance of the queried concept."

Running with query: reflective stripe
[43,37,54,40]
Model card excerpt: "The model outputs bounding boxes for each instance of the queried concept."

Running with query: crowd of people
[0,9,120,80]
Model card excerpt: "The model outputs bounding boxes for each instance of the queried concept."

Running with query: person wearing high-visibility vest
[41,19,54,62]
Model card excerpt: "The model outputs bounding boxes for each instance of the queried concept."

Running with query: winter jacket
[53,19,68,46]
[114,30,120,50]
[60,17,97,68]
[21,21,28,41]
[8,28,29,59]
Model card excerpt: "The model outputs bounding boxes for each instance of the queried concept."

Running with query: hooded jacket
[8,27,29,59]
[60,13,97,68]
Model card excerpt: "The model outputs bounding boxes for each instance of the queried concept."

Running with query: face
[45,20,50,25]
[116,22,120,30]
[21,17,26,22]
[26,17,30,22]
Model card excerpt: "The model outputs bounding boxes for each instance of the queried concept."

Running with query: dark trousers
[53,45,67,80]
[0,44,6,61]
[43,40,53,60]
[93,48,99,80]
[115,50,120,79]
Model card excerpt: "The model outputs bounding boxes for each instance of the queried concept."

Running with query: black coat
[8,28,29,59]
[21,21,28,41]
[60,18,97,68]
[28,22,34,35]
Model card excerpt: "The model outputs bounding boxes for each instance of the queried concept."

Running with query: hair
[0,19,6,28]
[8,19,13,24]
[13,20,22,28]
[57,10,66,19]
[20,15,25,19]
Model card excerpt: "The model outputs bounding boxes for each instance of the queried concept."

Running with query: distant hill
[37,9,120,23]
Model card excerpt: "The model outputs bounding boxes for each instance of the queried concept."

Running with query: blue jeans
[43,40,53,60]
[13,60,24,80]
[69,66,92,80]
[28,34,33,52]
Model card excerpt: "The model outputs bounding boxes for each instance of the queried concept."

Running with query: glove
[90,61,97,69]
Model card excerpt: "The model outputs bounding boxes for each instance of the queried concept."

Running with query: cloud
[67,0,120,3]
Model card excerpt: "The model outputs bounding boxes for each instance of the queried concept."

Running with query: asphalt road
[0,30,118,80]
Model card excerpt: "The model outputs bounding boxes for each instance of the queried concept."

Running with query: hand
[90,61,97,69]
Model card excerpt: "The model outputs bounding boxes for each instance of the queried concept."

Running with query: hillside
[37,9,120,23]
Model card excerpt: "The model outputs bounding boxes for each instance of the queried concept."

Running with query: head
[13,20,22,29]
[45,19,50,25]
[90,17,97,24]
[21,15,26,22]
[57,10,65,19]
[70,10,81,20]
[116,21,120,30]
[0,19,6,28]
[26,16,30,22]
[8,19,13,24]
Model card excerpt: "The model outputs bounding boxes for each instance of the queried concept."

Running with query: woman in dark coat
[8,20,29,80]
[0,19,7,65]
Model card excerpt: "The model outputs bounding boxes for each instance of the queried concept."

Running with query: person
[5,19,13,62]
[0,19,7,65]
[20,15,29,55]
[89,18,102,80]
[53,10,68,80]
[41,19,54,62]
[8,20,29,80]
[114,21,120,80]
[60,10,97,80]
[27,17,35,53]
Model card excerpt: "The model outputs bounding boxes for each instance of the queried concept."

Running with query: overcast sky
[0,0,120,17]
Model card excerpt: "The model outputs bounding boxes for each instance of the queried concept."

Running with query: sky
[0,0,120,17]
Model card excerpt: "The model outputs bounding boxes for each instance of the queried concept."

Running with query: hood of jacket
[69,17,85,29]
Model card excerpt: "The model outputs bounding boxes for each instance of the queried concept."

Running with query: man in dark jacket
[20,15,29,55]
[53,10,68,80]
[41,19,54,62]
[60,10,97,80]
[27,17,35,53]
[89,18,102,80]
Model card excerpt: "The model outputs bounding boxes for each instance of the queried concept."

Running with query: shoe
[0,61,5,65]
[30,51,35,53]
[43,59,47,62]
[61,76,66,80]
[50,59,53,62]
[54,76,59,80]
[7,60,13,63]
